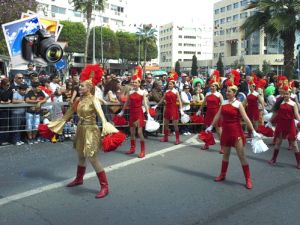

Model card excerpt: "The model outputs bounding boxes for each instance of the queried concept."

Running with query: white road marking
[0,135,197,207]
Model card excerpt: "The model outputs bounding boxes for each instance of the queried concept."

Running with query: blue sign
[55,58,66,70]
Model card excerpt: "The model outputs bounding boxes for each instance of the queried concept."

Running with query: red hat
[132,66,143,81]
[80,64,104,86]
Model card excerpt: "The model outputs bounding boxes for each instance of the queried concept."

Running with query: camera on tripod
[22,29,63,63]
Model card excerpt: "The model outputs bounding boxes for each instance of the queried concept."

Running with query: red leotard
[164,89,179,120]
[129,90,145,127]
[204,92,222,127]
[274,100,296,141]
[246,91,260,121]
[220,100,246,147]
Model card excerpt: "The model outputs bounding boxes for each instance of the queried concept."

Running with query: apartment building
[36,0,128,31]
[159,22,213,72]
[213,0,285,72]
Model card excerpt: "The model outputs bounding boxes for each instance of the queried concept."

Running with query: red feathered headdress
[132,66,143,81]
[230,69,240,86]
[209,70,220,86]
[277,75,288,88]
[80,64,104,86]
[168,70,179,81]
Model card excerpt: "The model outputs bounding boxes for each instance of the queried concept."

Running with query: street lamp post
[92,0,97,64]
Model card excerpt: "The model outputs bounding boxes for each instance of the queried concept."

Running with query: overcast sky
[126,0,220,27]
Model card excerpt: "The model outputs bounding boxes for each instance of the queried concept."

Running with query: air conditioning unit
[51,12,56,17]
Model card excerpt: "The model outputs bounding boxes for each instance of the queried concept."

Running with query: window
[183,51,196,54]
[51,5,66,14]
[183,36,196,39]
[233,2,239,8]
[220,18,225,24]
[220,41,225,46]
[240,0,249,7]
[214,20,219,26]
[184,43,196,47]
[220,30,225,35]
[178,35,182,38]
[178,51,182,54]
[233,14,239,21]
[74,11,81,17]
[220,7,225,12]
[226,16,231,22]
[103,17,109,23]
[226,4,232,11]
[184,59,192,62]
[215,9,219,14]
[240,12,248,19]
[197,52,201,55]
[178,43,182,46]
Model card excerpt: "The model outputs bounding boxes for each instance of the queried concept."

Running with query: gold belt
[78,120,96,125]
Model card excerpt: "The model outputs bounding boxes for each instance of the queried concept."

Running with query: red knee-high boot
[294,152,300,169]
[138,141,145,158]
[160,129,169,142]
[95,171,109,198]
[215,160,229,182]
[66,165,86,187]
[242,164,253,189]
[268,149,279,165]
[126,139,136,154]
[175,131,180,145]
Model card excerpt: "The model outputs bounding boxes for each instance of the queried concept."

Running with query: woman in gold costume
[48,65,118,198]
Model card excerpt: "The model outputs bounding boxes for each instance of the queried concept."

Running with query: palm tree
[240,0,300,79]
[72,0,105,64]
[136,24,157,71]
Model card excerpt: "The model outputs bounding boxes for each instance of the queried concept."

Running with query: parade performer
[268,85,300,169]
[207,80,260,189]
[197,70,224,153]
[245,79,265,137]
[48,64,120,198]
[119,66,150,158]
[155,72,183,145]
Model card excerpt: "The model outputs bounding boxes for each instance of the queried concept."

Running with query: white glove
[263,109,268,115]
[265,122,272,128]
[196,110,201,116]
[147,113,153,120]
[205,125,213,133]
[118,110,124,116]
[152,105,158,110]
[180,109,184,116]
[252,130,261,139]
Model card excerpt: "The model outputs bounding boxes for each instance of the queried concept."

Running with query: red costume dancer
[269,85,300,169]
[207,81,260,189]
[246,80,265,138]
[198,70,223,152]
[119,66,150,158]
[155,73,183,145]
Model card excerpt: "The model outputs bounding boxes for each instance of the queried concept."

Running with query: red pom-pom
[198,131,215,145]
[112,115,127,126]
[149,108,157,117]
[102,131,126,152]
[38,124,55,140]
[257,125,274,137]
[190,114,204,123]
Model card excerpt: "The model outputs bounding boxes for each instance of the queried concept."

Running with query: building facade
[213,0,285,73]
[36,0,128,31]
[159,22,213,72]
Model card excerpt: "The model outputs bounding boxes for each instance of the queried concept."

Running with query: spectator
[160,75,167,89]
[180,84,192,135]
[11,83,27,145]
[176,73,190,92]
[149,80,163,103]
[0,78,13,145]
[121,73,132,86]
[49,74,63,103]
[62,81,73,102]
[192,87,205,106]
[24,63,36,86]
[11,73,24,92]
[145,74,154,92]
[25,82,46,144]
[104,79,121,114]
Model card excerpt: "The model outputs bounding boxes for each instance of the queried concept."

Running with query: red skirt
[164,105,179,120]
[247,105,259,121]
[274,119,296,141]
[221,122,245,147]
[205,107,221,127]
[129,108,145,127]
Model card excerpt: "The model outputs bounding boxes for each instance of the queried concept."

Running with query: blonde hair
[83,80,95,95]
[228,85,238,93]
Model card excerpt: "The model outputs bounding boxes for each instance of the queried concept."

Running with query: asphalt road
[0,134,300,225]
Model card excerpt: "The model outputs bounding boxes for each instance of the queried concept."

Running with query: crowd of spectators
[1,63,295,146]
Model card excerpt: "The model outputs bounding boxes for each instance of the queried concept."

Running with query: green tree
[116,31,138,63]
[58,21,86,53]
[240,0,300,79]
[88,26,120,63]
[136,24,157,69]
[72,0,105,64]
[216,54,224,76]
[0,0,38,56]
[191,55,198,76]
[175,61,181,75]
